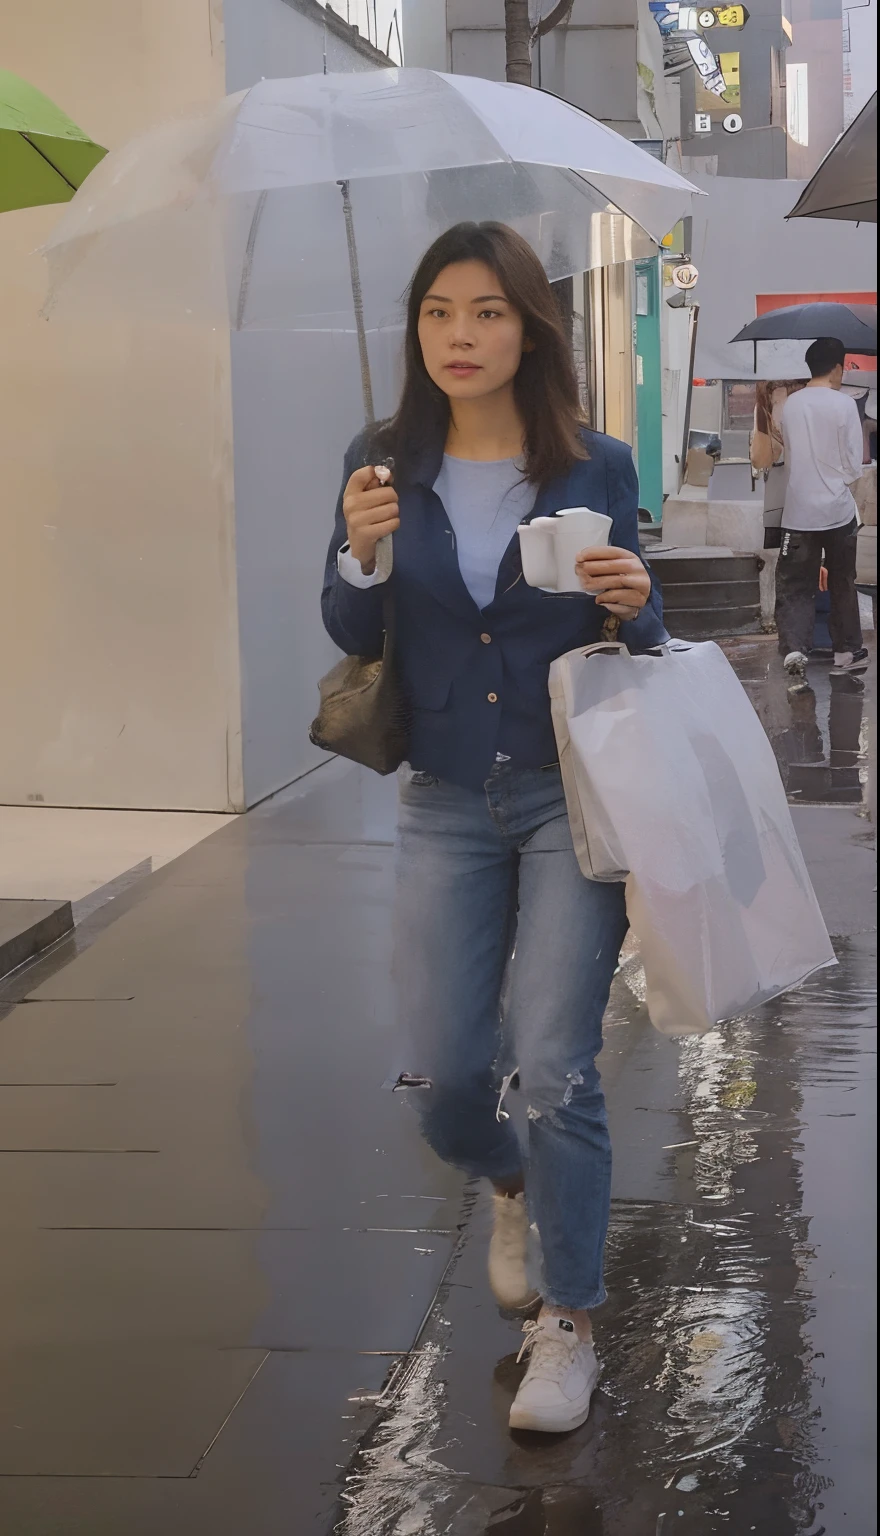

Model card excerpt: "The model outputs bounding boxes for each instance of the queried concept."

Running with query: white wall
[845,0,877,123]
[420,0,644,130]
[224,0,380,89]
[661,304,697,496]
[401,0,449,69]
[540,25,638,128]
[450,27,507,78]
[690,175,878,381]
[0,0,394,813]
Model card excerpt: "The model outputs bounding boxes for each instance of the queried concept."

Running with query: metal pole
[338,179,375,425]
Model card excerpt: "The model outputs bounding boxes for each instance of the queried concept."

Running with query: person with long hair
[751,377,807,551]
[321,223,667,1434]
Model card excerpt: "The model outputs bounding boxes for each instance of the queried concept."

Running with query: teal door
[634,257,663,522]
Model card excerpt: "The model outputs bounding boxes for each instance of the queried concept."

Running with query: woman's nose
[449,322,475,348]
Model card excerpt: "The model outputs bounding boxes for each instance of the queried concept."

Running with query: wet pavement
[0,639,875,1535]
[335,924,876,1536]
[724,634,873,808]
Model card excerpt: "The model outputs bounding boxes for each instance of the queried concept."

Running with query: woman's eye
[478,309,504,321]
[426,308,447,319]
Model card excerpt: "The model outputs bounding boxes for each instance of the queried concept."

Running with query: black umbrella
[787,93,876,223]
[731,301,877,369]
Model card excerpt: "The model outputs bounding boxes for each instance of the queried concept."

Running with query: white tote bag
[549,640,836,1036]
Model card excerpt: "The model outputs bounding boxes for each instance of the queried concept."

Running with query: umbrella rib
[19,132,78,193]
[236,189,268,331]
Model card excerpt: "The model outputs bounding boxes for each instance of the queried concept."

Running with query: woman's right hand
[343,466,400,574]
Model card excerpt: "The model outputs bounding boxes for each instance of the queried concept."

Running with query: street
[0,639,875,1536]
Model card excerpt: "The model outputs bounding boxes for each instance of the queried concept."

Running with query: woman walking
[321,223,666,1434]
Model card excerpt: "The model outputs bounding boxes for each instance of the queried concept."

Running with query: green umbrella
[0,69,106,213]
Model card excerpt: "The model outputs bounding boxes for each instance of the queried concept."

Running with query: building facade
[0,0,392,813]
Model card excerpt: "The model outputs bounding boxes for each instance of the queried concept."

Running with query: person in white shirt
[776,336,868,680]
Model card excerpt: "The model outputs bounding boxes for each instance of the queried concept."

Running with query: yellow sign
[719,51,741,106]
[712,5,749,25]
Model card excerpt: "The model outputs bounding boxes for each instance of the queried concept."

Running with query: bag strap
[378,534,396,655]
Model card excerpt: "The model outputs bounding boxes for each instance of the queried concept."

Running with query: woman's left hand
[575,545,652,621]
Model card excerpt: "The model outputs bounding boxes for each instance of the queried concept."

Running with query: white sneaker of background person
[509,1312,600,1433]
[831,647,870,675]
[488,1192,539,1310]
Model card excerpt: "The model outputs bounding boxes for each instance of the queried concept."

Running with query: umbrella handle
[338,179,375,425]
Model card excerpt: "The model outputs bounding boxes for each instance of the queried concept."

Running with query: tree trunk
[504,0,533,86]
[505,1,573,87]
[535,1,574,37]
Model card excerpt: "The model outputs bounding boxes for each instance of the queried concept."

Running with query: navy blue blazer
[321,426,667,790]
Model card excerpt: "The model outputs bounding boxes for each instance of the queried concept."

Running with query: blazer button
[487,692,498,703]
[480,632,492,644]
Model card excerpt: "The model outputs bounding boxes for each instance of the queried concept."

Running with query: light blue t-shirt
[433,454,536,611]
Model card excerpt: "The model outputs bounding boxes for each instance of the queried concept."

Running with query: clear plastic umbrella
[43,68,699,419]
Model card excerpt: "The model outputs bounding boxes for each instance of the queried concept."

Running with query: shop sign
[671,263,699,290]
[701,6,749,25]
[649,3,749,34]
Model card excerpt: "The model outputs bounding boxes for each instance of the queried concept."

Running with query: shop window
[722,380,757,433]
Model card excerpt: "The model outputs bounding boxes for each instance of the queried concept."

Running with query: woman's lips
[445,362,482,376]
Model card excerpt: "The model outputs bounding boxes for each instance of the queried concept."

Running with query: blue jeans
[393,761,628,1311]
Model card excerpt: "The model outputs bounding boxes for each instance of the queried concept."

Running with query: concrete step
[646,547,764,637]
[667,604,762,639]
[0,899,73,979]
[648,549,761,585]
[661,578,760,610]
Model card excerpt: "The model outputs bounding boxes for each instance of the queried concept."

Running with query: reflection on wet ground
[722,634,873,806]
[334,932,876,1535]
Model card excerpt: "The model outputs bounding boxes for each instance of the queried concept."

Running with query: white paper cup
[518,517,559,589]
[553,508,612,592]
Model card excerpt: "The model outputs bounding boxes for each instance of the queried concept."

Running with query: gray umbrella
[730,301,877,369]
[787,93,876,223]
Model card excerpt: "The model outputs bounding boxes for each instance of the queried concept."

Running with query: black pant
[775,518,863,658]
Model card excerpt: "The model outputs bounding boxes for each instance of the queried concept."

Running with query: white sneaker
[783,651,808,678]
[488,1192,539,1310]
[831,647,869,674]
[509,1315,599,1433]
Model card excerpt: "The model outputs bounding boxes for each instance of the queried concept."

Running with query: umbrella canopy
[787,93,876,224]
[730,302,877,354]
[42,68,700,336]
[0,69,106,213]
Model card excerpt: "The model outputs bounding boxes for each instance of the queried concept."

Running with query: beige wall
[600,264,637,450]
[0,1,243,810]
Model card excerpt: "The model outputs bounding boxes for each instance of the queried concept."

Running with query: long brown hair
[382,222,587,487]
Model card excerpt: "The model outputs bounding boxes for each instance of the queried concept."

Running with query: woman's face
[417,260,530,403]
